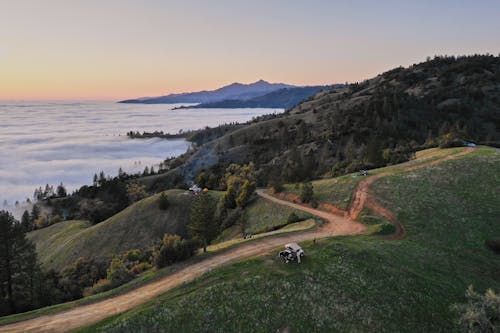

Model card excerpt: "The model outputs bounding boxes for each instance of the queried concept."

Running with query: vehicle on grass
[278,243,304,263]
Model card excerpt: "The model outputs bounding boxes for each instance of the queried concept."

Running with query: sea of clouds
[0,101,281,216]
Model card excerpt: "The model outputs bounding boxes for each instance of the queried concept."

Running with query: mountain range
[119,80,295,104]
[119,80,343,108]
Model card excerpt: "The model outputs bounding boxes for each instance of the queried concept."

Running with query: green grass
[80,146,500,332]
[282,174,361,210]
[280,147,470,211]
[27,190,223,270]
[215,196,314,242]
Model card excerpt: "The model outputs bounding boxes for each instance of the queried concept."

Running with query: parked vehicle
[278,243,304,263]
[359,169,369,176]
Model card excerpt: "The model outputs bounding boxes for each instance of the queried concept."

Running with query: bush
[311,200,319,208]
[107,257,133,287]
[152,234,198,268]
[287,212,300,224]
[300,182,314,203]
[158,192,169,210]
[375,222,396,235]
[486,239,500,254]
[83,278,113,297]
[129,262,152,275]
[453,285,500,332]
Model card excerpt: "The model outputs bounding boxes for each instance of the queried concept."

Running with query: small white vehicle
[278,243,304,263]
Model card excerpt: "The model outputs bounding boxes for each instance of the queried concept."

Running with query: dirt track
[0,147,474,332]
[0,194,364,333]
[347,147,475,239]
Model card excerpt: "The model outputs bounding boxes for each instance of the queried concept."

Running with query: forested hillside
[150,55,500,190]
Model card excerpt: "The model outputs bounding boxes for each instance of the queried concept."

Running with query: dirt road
[0,194,364,333]
[347,147,475,239]
[0,147,474,332]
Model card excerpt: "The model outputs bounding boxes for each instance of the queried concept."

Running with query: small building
[189,185,202,194]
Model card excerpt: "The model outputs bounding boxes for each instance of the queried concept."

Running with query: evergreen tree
[21,210,32,232]
[0,210,41,315]
[30,204,40,226]
[189,193,217,253]
[98,171,106,186]
[56,182,67,197]
[300,182,314,203]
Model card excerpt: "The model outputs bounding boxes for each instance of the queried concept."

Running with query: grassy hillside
[215,197,315,242]
[279,147,469,210]
[29,189,316,271]
[28,190,215,270]
[82,147,500,333]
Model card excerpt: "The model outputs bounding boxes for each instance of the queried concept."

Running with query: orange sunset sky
[1,0,499,100]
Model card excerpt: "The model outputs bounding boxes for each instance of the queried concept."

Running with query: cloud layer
[0,101,280,213]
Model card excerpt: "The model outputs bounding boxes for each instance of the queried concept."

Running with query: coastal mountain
[119,80,295,104]
[174,85,340,109]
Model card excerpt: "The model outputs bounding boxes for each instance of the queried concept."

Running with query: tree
[454,285,500,332]
[98,171,106,186]
[59,257,103,300]
[189,193,217,253]
[300,182,314,203]
[158,192,169,210]
[221,163,256,209]
[152,234,197,268]
[21,210,32,232]
[0,210,41,315]
[106,257,132,287]
[235,180,255,208]
[30,204,40,225]
[196,171,207,188]
[118,167,125,179]
[126,183,147,203]
[56,182,67,197]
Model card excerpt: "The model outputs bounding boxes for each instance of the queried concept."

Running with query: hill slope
[27,190,313,271]
[149,55,500,190]
[82,147,500,333]
[27,190,198,270]
[119,80,294,104]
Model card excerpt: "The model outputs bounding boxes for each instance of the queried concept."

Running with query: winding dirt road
[0,147,474,333]
[0,196,364,333]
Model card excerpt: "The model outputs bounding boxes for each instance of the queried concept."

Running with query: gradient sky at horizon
[1,0,500,100]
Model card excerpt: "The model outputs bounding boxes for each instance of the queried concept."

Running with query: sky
[1,0,500,100]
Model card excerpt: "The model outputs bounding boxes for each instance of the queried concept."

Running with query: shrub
[129,262,152,275]
[152,234,198,268]
[453,285,500,332]
[485,239,500,254]
[375,222,396,235]
[287,212,300,224]
[83,278,113,297]
[311,200,319,208]
[300,182,314,203]
[107,257,133,287]
[158,192,169,210]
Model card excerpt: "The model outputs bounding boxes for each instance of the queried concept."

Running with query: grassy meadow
[80,147,500,332]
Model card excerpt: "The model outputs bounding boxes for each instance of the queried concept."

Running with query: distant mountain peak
[119,80,297,104]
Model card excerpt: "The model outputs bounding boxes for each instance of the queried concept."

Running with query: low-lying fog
[0,101,281,217]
